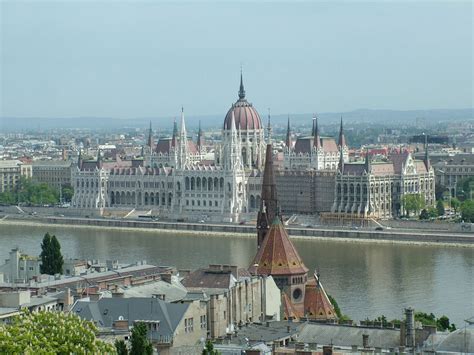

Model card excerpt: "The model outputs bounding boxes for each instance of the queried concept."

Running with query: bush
[0,311,115,353]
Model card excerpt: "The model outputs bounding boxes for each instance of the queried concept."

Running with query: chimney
[113,319,129,331]
[322,345,333,355]
[405,307,415,347]
[160,273,172,284]
[362,334,369,348]
[287,325,291,333]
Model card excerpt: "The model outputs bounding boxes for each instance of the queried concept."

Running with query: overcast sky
[0,1,472,119]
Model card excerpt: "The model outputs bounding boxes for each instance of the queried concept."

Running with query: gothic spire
[238,69,246,100]
[257,144,280,248]
[338,147,344,173]
[267,108,272,144]
[197,120,203,150]
[171,117,178,147]
[365,148,371,173]
[96,149,102,169]
[286,115,292,149]
[338,116,346,147]
[147,121,153,148]
[77,149,83,169]
[424,133,430,171]
[313,114,321,149]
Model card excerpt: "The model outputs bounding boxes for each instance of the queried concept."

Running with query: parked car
[375,226,384,231]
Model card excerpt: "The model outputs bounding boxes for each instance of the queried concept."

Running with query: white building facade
[71,75,265,221]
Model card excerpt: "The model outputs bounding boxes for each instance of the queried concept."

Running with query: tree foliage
[40,232,64,275]
[414,312,456,332]
[436,200,445,216]
[461,200,474,223]
[202,340,220,355]
[0,177,59,205]
[61,184,74,202]
[129,322,153,355]
[401,194,425,216]
[0,311,115,354]
[115,339,128,355]
[450,197,461,213]
[456,177,474,201]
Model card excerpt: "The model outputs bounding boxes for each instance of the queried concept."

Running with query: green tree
[419,209,429,220]
[450,197,461,213]
[436,200,445,216]
[130,322,153,355]
[40,233,64,275]
[327,294,342,318]
[402,194,425,216]
[0,311,115,353]
[461,200,474,223]
[61,184,74,202]
[115,339,128,355]
[202,340,220,355]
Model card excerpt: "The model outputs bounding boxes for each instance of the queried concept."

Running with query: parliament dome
[223,74,262,131]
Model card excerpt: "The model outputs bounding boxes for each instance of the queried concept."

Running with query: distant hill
[1,108,472,131]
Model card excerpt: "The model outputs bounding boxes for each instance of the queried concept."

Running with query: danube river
[1,222,473,326]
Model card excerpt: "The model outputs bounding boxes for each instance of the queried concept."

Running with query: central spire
[256,144,279,247]
[238,69,246,100]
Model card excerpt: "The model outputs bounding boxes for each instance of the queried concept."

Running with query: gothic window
[185,177,190,190]
[202,178,207,191]
[220,178,224,190]
[191,177,195,190]
[214,178,219,191]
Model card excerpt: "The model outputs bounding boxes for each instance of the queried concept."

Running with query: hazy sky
[1,1,472,119]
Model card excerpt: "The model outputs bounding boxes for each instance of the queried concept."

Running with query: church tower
[256,144,279,247]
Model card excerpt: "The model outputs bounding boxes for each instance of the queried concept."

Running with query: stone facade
[0,160,32,193]
[283,117,348,171]
[332,152,435,219]
[431,153,474,197]
[71,77,263,222]
[32,160,72,190]
[275,170,336,214]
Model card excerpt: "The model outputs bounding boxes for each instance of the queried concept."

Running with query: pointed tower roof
[238,69,246,100]
[285,115,292,149]
[251,217,309,276]
[365,148,371,173]
[147,121,153,148]
[338,148,344,173]
[313,115,321,149]
[197,120,203,149]
[304,272,337,320]
[171,117,178,148]
[256,144,279,247]
[179,106,186,137]
[424,134,430,171]
[338,116,346,147]
[267,108,272,143]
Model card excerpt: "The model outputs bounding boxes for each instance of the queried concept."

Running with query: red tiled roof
[304,274,337,320]
[223,99,262,130]
[250,218,308,276]
[282,292,300,320]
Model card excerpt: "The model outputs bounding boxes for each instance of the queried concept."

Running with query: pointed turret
[338,116,346,148]
[267,108,272,144]
[96,149,102,169]
[197,120,203,151]
[178,107,189,169]
[147,121,153,148]
[365,148,371,173]
[256,144,279,247]
[77,149,83,169]
[171,117,178,148]
[338,147,344,173]
[238,69,246,100]
[313,114,321,149]
[285,115,292,149]
[424,134,430,171]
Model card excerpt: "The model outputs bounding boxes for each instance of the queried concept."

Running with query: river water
[1,222,473,326]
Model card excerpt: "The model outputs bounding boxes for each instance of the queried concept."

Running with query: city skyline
[1,1,472,119]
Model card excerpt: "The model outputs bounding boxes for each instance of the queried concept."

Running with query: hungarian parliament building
[71,75,435,222]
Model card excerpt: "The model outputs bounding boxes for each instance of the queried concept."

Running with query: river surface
[1,222,473,326]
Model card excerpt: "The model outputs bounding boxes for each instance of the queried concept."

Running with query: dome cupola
[223,73,262,131]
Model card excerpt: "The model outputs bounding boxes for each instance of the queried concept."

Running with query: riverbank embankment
[1,214,473,247]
